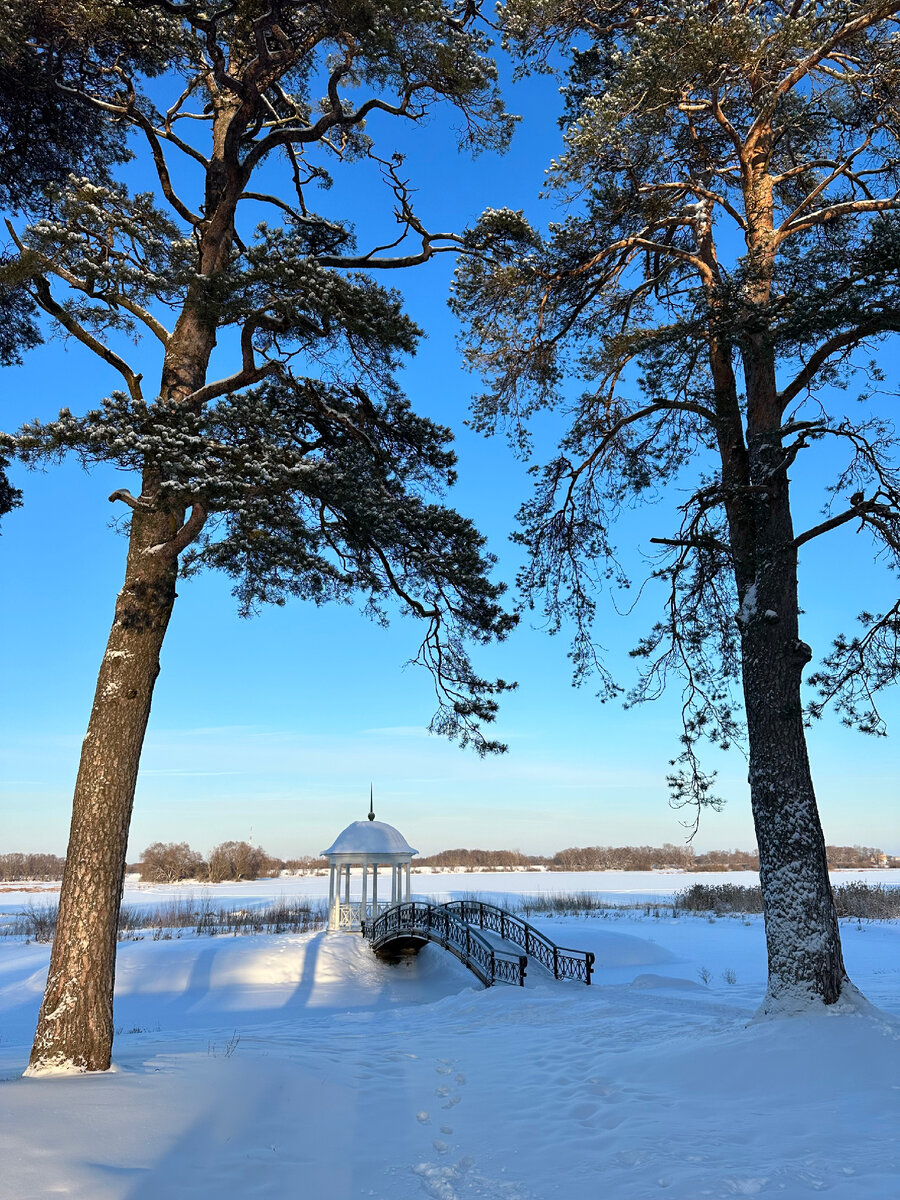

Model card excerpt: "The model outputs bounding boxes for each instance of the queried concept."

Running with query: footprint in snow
[412,1157,474,1200]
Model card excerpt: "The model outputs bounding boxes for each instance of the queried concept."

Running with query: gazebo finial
[368,783,375,821]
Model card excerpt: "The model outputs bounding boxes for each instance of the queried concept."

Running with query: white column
[372,864,379,913]
[328,863,336,929]
[361,859,369,919]
[391,864,397,903]
[405,861,411,901]
[344,864,351,904]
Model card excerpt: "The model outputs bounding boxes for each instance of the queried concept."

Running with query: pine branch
[5,220,172,347]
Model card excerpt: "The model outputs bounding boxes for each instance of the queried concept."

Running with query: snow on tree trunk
[737,428,847,1013]
[26,504,180,1073]
[742,625,847,1012]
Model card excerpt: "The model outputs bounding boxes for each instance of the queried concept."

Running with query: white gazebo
[322,795,418,931]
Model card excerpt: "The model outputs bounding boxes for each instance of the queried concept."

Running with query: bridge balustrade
[442,900,594,985]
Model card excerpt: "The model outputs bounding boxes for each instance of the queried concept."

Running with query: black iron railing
[441,900,594,985]
[362,901,526,987]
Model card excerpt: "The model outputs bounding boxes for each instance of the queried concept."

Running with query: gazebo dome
[321,819,417,858]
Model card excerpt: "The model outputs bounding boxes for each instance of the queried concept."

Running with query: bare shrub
[677,880,900,920]
[281,856,329,874]
[456,890,645,919]
[676,883,764,914]
[21,903,58,942]
[1,898,326,942]
[139,842,204,883]
[833,882,900,920]
[207,841,275,882]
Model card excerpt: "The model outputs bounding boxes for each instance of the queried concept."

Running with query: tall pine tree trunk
[28,296,223,1073]
[26,81,239,1067]
[27,504,182,1072]
[722,160,848,1010]
[736,418,847,1012]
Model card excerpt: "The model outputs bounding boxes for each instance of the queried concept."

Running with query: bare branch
[113,70,204,226]
[108,489,153,510]
[243,86,425,172]
[778,318,900,410]
[777,133,874,233]
[181,319,279,407]
[794,496,898,548]
[168,500,208,556]
[572,235,719,289]
[780,193,900,239]
[318,237,465,270]
[650,535,731,553]
[144,499,208,559]
[31,277,144,401]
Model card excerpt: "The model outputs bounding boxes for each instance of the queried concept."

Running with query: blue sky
[1,51,898,860]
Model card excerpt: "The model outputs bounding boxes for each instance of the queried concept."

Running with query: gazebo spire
[368,784,375,821]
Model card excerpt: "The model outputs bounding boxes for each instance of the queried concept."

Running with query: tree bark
[27,505,181,1072]
[735,415,848,1012]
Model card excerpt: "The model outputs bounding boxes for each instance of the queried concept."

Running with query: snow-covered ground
[2,873,899,1199]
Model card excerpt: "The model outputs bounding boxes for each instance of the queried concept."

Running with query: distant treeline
[0,845,328,884]
[415,844,899,872]
[0,853,67,881]
[1,843,896,883]
[415,844,756,871]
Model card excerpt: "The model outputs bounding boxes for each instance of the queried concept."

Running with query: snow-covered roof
[321,820,418,858]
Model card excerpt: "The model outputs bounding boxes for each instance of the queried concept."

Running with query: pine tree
[454,0,900,1012]
[2,0,515,1072]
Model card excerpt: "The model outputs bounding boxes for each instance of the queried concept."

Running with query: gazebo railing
[362,901,526,987]
[335,900,394,930]
[441,900,594,985]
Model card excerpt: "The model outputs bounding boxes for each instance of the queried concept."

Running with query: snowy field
[6,865,900,910]
[1,873,899,1199]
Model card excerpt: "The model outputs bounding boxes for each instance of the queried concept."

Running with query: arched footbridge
[362,899,594,988]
